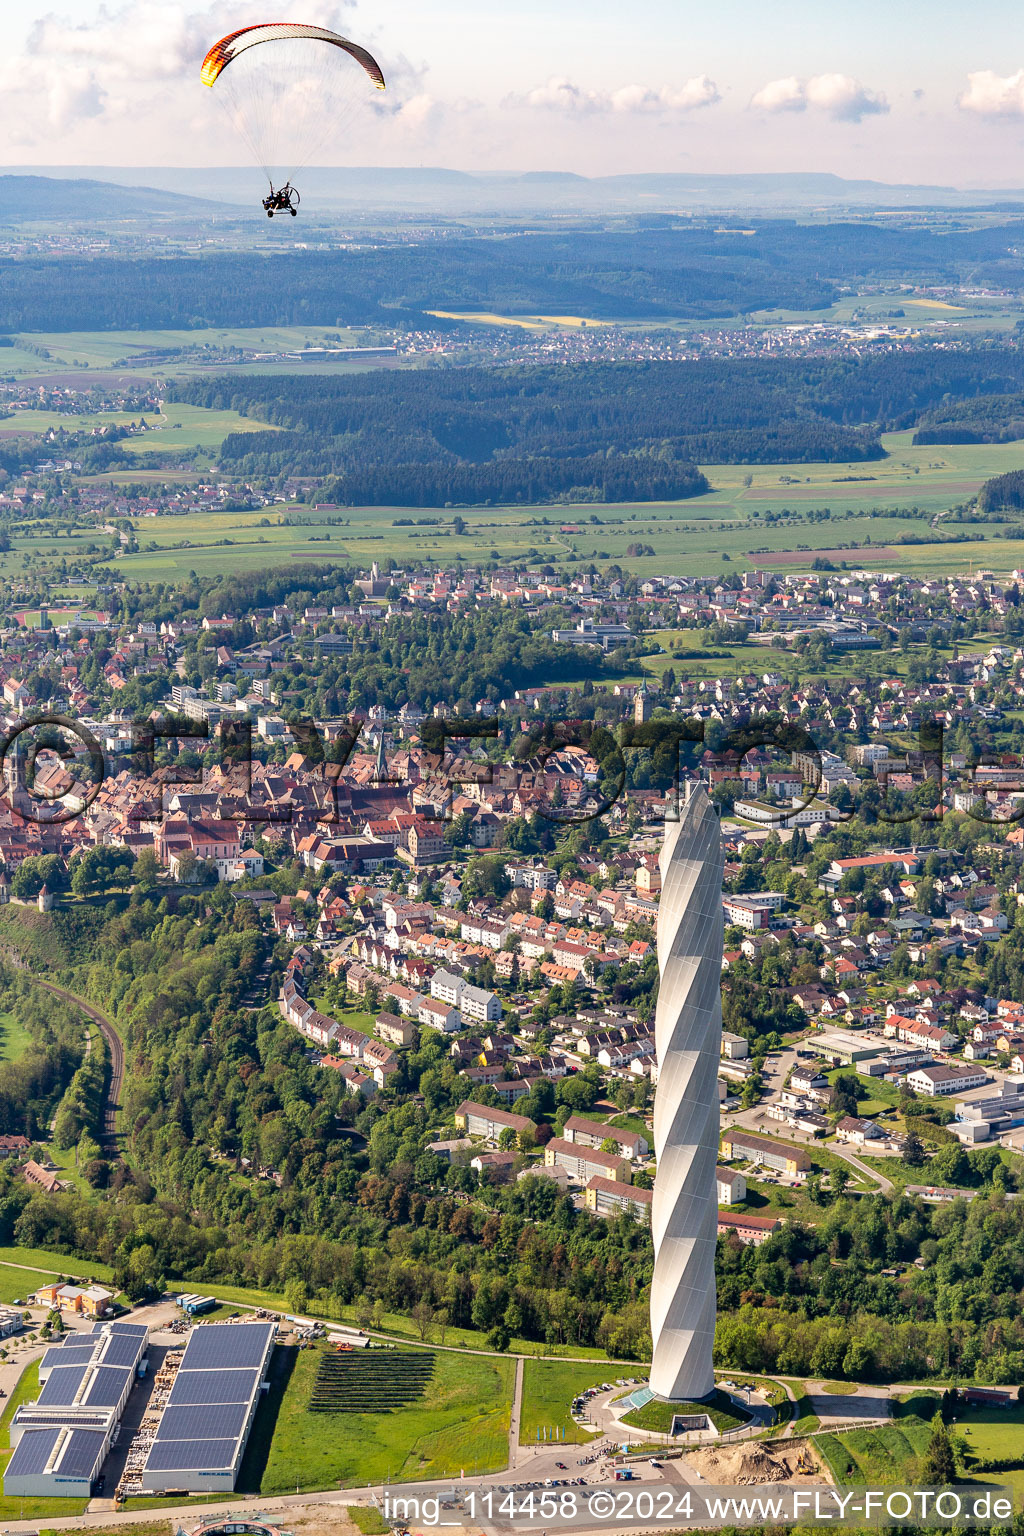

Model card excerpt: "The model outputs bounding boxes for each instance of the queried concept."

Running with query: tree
[284,1277,309,1315]
[830,1165,851,1202]
[902,1131,927,1168]
[71,844,135,897]
[830,1073,864,1119]
[11,854,65,901]
[411,1299,435,1340]
[921,1417,958,1486]
[133,848,160,889]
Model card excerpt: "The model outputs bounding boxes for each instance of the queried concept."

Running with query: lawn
[312,1000,376,1036]
[0,1010,33,1063]
[0,1245,114,1281]
[0,1263,57,1305]
[955,1401,1024,1466]
[621,1388,750,1436]
[519,1361,617,1445]
[719,1176,820,1222]
[253,1343,514,1490]
[825,1067,900,1119]
[348,1510,389,1536]
[814,1393,936,1485]
[791,1391,821,1436]
[43,1139,98,1197]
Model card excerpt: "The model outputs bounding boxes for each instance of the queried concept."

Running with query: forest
[169,347,1024,502]
[913,391,1024,445]
[7,217,1024,332]
[978,467,1024,513]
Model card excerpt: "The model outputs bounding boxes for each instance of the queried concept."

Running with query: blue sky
[5,0,1024,182]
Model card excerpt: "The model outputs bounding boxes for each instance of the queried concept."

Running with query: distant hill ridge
[0,175,227,220]
[7,166,1024,212]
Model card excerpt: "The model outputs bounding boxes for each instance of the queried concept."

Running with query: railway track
[32,977,123,1153]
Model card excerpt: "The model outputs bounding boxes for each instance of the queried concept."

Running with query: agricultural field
[5,379,1024,582]
[744,288,1024,334]
[95,431,1024,582]
[253,1342,514,1490]
[518,1360,617,1445]
[0,326,371,376]
[308,1349,435,1413]
[427,312,613,330]
[1,402,275,454]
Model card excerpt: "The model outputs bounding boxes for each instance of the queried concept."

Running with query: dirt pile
[687,1438,824,1485]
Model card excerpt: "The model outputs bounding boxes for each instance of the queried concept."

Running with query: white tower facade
[649,784,723,1402]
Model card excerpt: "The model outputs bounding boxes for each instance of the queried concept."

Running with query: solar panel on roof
[6,1427,62,1477]
[179,1322,274,1372]
[38,1364,89,1406]
[166,1369,259,1406]
[82,1365,131,1407]
[108,1322,148,1337]
[101,1334,144,1368]
[40,1346,75,1373]
[158,1404,248,1443]
[57,1428,107,1479]
[146,1438,238,1472]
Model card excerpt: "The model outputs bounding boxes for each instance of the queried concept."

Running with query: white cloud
[958,69,1024,117]
[751,72,888,123]
[750,76,805,114]
[611,77,720,113]
[514,75,720,116]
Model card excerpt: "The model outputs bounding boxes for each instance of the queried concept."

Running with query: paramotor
[201,24,386,214]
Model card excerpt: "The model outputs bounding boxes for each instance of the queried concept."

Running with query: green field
[1,326,368,375]
[518,1360,615,1445]
[4,371,1024,582]
[0,1263,57,1305]
[253,1343,514,1490]
[956,1401,1024,1465]
[814,1393,936,1485]
[2,402,275,455]
[791,1391,821,1436]
[0,1244,115,1282]
[0,1010,33,1063]
[84,429,1024,583]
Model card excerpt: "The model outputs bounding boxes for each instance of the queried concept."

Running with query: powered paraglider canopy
[201,24,386,202]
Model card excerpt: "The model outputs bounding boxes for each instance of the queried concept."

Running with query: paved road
[30,978,123,1153]
[509,1357,524,1469]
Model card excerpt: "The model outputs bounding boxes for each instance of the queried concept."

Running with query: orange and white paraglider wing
[200,24,385,90]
